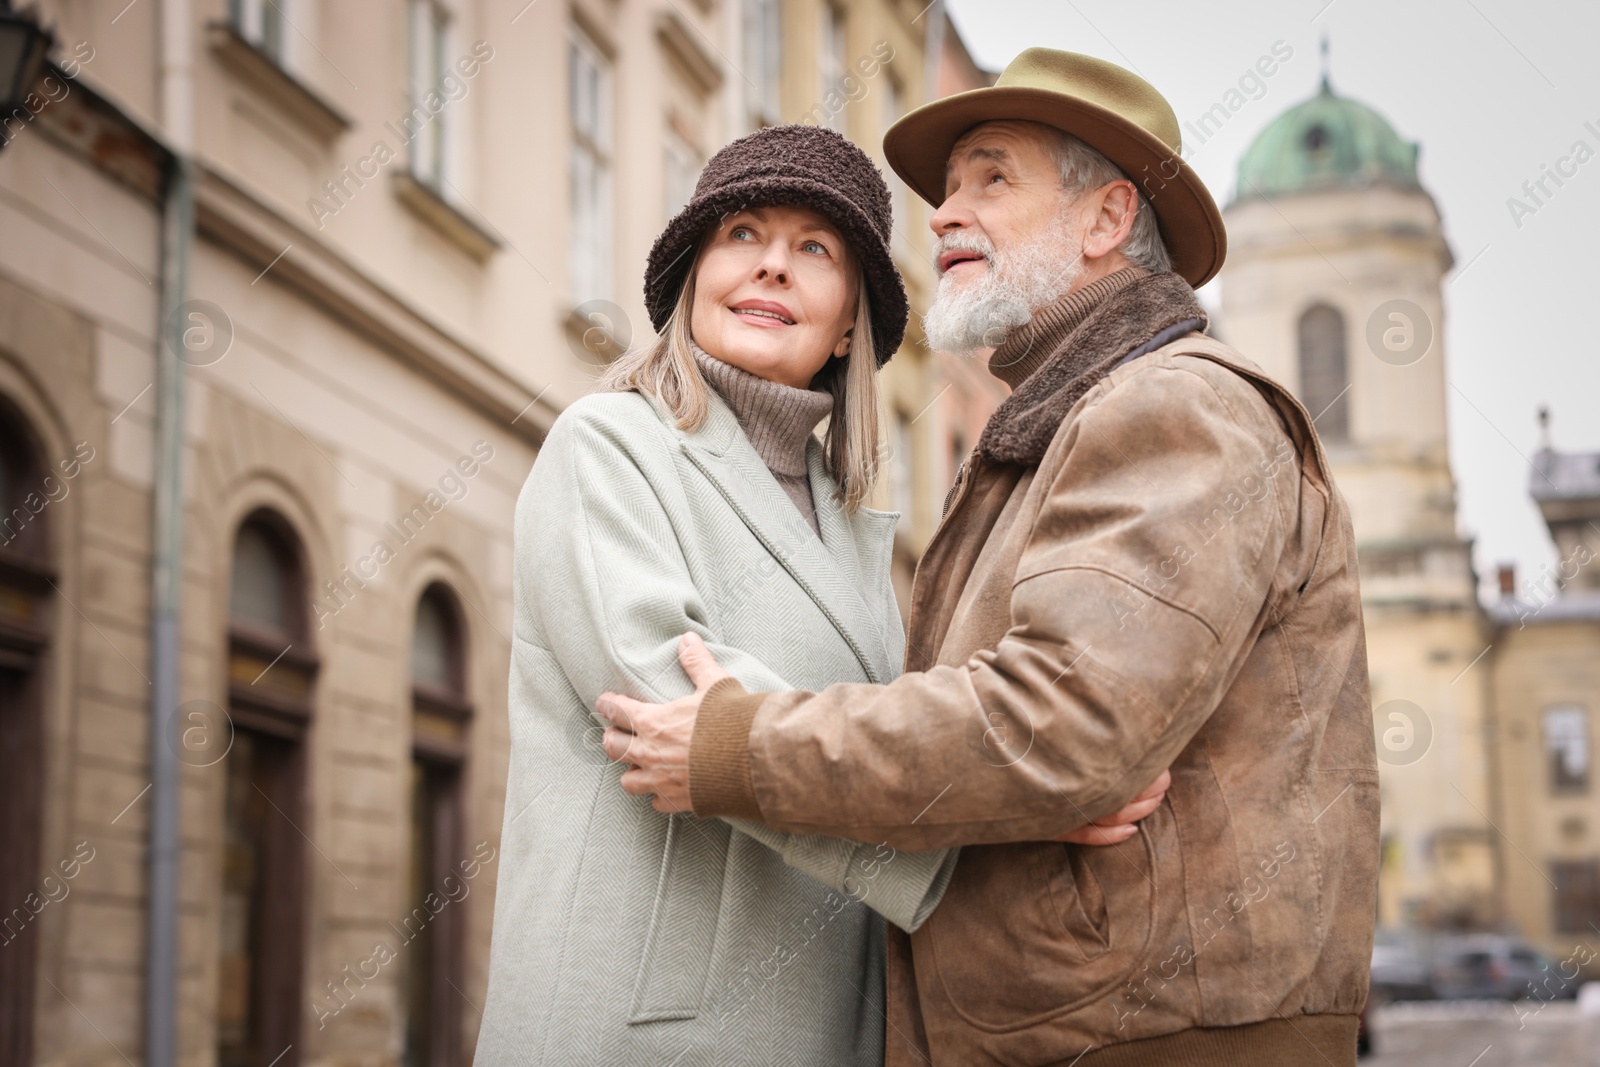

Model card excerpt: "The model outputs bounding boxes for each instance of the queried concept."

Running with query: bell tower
[1220,77,1496,930]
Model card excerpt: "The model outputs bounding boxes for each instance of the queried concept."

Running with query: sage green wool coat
[475,389,956,1067]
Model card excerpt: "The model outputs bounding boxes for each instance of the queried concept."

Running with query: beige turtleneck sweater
[691,344,834,538]
[989,266,1147,390]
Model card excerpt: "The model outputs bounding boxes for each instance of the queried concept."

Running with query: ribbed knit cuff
[689,677,769,819]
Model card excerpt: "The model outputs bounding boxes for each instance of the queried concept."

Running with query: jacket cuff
[689,677,769,819]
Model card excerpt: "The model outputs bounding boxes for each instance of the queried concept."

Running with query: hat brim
[645,176,909,365]
[884,86,1227,288]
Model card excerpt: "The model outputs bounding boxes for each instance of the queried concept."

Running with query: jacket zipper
[941,458,968,519]
[933,454,979,546]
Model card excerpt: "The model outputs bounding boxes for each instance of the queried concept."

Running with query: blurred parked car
[1370,930,1437,1003]
[1430,936,1580,1001]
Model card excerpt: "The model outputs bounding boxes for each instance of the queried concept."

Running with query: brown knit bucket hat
[644,124,908,366]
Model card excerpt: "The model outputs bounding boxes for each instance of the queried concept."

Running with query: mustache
[933,230,997,273]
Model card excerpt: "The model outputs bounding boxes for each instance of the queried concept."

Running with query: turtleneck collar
[988,266,1148,390]
[690,343,834,478]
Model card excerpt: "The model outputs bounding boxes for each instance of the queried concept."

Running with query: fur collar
[976,271,1209,466]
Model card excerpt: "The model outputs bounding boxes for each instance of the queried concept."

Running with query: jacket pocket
[628,814,730,1023]
[920,806,1171,1032]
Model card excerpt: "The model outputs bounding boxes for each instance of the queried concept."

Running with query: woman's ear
[833,328,854,359]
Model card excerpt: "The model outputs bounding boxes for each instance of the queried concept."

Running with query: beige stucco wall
[6,1,940,1064]
[1490,617,1600,961]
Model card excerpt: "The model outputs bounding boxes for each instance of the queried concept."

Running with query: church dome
[1235,79,1420,201]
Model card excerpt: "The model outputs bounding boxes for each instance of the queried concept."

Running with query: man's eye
[988,172,1006,185]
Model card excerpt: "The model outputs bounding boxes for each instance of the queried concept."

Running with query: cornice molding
[193,163,558,446]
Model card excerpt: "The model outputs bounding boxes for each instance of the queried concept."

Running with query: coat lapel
[678,394,895,684]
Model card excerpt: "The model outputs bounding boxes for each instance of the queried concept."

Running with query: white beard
[922,223,1086,357]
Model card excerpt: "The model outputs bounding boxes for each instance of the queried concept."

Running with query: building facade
[0,1,949,1064]
[1222,76,1600,957]
[1487,440,1600,963]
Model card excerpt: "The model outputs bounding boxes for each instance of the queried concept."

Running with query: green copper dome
[1235,79,1420,201]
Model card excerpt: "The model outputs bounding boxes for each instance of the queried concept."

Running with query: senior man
[600,49,1378,1066]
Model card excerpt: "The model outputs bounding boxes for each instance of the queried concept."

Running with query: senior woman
[475,126,1147,1066]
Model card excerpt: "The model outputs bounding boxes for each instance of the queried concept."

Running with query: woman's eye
[802,240,828,255]
[731,226,753,241]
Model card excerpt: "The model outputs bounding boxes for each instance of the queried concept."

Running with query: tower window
[1297,303,1350,443]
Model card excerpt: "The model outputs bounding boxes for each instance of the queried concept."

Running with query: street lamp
[0,1,53,126]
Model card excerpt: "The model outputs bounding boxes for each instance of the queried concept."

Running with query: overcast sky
[945,0,1600,602]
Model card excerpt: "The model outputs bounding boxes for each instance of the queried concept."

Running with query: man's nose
[930,184,974,235]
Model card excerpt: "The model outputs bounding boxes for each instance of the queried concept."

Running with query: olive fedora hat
[883,48,1226,287]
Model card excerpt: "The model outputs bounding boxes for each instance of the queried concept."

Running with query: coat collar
[976,270,1209,466]
[673,391,897,684]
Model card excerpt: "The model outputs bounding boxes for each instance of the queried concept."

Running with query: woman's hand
[1054,769,1170,845]
[597,633,731,814]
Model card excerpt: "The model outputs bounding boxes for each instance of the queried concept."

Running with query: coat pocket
[628,814,730,1023]
[919,807,1170,1032]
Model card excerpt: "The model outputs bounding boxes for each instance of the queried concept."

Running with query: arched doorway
[404,582,471,1067]
[217,511,317,1067]
[0,399,55,1066]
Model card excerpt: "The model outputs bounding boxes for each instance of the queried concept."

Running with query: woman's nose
[752,246,791,284]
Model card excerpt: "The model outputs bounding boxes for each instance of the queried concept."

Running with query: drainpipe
[147,0,192,1062]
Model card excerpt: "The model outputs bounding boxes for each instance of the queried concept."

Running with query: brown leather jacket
[691,272,1379,1066]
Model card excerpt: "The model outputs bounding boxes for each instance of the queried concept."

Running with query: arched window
[405,583,471,1067]
[0,401,51,1067]
[1544,705,1590,795]
[1297,304,1350,443]
[219,512,315,1067]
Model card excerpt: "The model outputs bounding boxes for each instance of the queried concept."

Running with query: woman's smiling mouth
[730,300,797,326]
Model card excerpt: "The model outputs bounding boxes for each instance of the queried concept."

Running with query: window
[570,27,614,302]
[1297,304,1349,443]
[744,0,782,128]
[405,584,471,1067]
[664,127,702,222]
[219,514,314,1067]
[882,72,910,261]
[408,0,455,191]
[1552,860,1600,934]
[1545,705,1590,794]
[230,0,288,64]
[819,3,846,132]
[0,402,50,1067]
[891,412,914,533]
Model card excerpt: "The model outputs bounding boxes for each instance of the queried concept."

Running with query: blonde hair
[601,251,883,512]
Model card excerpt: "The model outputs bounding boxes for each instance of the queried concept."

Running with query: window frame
[743,0,782,128]
[408,0,455,192]
[1551,859,1600,935]
[1296,302,1351,443]
[1543,704,1591,796]
[218,511,315,1067]
[404,582,472,1067]
[569,25,615,303]
[229,0,290,66]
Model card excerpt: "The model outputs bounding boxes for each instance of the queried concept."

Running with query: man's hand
[597,632,730,814]
[1054,769,1171,845]
[598,631,1172,839]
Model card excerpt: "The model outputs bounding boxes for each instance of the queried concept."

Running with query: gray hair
[1042,128,1173,274]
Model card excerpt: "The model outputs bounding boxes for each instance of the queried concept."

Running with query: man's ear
[1081,179,1139,263]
